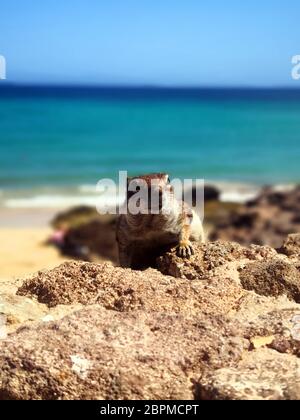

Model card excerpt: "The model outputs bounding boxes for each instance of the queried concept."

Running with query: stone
[199,348,300,400]
[157,240,277,281]
[0,306,246,400]
[280,233,300,257]
[1,238,300,400]
[239,259,300,302]
[210,186,300,248]
[16,260,243,317]
[0,292,82,334]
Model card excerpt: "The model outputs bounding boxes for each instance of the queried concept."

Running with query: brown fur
[116,173,205,269]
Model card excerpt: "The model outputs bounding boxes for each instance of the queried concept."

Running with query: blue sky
[0,0,299,86]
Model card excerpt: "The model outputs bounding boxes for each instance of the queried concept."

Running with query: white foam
[2,182,296,208]
[220,191,258,203]
[205,180,261,203]
[4,194,124,209]
[78,184,98,193]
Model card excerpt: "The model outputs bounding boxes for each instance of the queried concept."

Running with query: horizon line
[1,82,300,90]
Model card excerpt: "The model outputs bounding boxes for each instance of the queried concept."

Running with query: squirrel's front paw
[176,241,195,258]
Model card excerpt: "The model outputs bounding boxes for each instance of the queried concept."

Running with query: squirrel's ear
[127,177,132,188]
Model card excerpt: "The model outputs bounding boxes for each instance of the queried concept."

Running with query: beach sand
[0,227,67,281]
[0,227,71,281]
[0,208,71,281]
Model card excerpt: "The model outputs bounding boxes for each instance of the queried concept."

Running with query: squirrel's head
[126,173,174,214]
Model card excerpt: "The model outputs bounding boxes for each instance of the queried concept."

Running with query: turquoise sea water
[0,87,300,206]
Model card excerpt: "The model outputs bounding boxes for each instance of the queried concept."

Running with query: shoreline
[0,180,297,212]
[0,180,297,228]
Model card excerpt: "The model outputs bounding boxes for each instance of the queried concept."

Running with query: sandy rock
[157,240,277,280]
[199,348,300,400]
[0,292,82,334]
[2,238,300,400]
[2,283,300,400]
[239,259,300,302]
[228,292,300,329]
[0,306,246,400]
[0,293,47,333]
[16,261,243,317]
[280,234,300,257]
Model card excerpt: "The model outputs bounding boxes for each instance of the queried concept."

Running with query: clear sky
[1,0,299,86]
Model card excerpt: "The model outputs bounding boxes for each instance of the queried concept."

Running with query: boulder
[0,292,82,334]
[157,240,277,280]
[204,185,220,202]
[16,260,243,317]
[1,237,300,400]
[60,219,118,263]
[200,348,300,400]
[210,186,300,248]
[280,233,300,257]
[50,206,118,263]
[239,259,300,302]
[0,307,246,400]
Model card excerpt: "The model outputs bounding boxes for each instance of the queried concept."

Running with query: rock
[280,234,300,257]
[0,293,47,333]
[16,260,243,317]
[204,185,220,202]
[199,348,300,400]
[0,292,82,334]
[0,307,246,400]
[2,238,300,400]
[51,206,101,230]
[157,240,277,280]
[210,186,300,248]
[50,206,118,263]
[60,219,118,263]
[229,293,300,335]
[184,184,220,207]
[239,259,300,302]
[204,201,241,231]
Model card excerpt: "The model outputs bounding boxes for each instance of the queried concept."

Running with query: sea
[0,85,300,208]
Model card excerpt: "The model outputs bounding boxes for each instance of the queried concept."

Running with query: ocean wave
[1,182,296,209]
[77,184,98,193]
[216,182,296,203]
[3,194,125,209]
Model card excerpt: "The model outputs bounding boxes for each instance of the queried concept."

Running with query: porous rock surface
[0,307,246,400]
[1,239,300,400]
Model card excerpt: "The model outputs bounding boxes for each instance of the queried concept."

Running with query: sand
[0,226,70,281]
[0,207,62,228]
[0,207,71,280]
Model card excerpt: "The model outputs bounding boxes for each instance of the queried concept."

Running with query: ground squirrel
[116,173,205,269]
